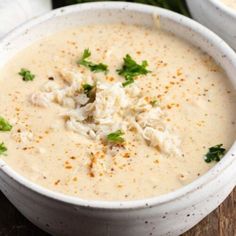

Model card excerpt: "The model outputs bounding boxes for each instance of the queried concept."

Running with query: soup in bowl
[0,2,235,236]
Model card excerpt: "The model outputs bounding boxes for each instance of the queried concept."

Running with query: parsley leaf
[204,144,226,163]
[19,68,35,81]
[0,117,12,131]
[82,83,96,102]
[117,54,150,87]
[77,49,108,73]
[150,99,158,107]
[79,48,91,65]
[88,63,108,73]
[0,142,7,156]
[107,130,125,144]
[82,84,94,94]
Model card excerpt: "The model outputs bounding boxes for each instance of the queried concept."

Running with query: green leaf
[0,142,7,156]
[107,130,125,143]
[150,99,158,106]
[89,63,108,73]
[77,49,108,73]
[204,144,226,163]
[78,48,91,67]
[19,68,35,81]
[117,54,150,87]
[82,83,94,94]
[0,117,12,131]
[122,77,135,87]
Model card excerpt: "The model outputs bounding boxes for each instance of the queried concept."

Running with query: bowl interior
[0,2,235,209]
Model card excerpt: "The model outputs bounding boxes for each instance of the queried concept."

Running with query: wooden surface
[0,188,235,236]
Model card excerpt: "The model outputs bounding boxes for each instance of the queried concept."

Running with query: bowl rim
[0,1,236,210]
[209,0,236,18]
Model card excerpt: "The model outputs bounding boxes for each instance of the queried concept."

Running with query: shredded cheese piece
[29,68,181,156]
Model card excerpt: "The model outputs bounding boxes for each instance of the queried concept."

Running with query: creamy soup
[0,24,235,201]
[220,0,236,10]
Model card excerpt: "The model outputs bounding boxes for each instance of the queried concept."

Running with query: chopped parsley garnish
[82,83,96,102]
[0,142,7,156]
[107,130,125,144]
[0,117,12,132]
[150,99,158,107]
[19,68,35,81]
[204,144,226,163]
[117,54,150,87]
[82,83,94,95]
[77,49,108,73]
[79,48,91,67]
[89,63,108,73]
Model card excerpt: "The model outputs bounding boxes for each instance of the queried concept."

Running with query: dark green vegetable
[117,54,150,87]
[0,117,12,132]
[204,144,226,163]
[0,142,7,156]
[82,83,96,102]
[82,83,94,95]
[77,49,108,73]
[64,0,190,17]
[19,68,35,81]
[107,130,125,143]
[150,99,158,106]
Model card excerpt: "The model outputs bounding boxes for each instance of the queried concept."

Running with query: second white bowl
[186,0,236,50]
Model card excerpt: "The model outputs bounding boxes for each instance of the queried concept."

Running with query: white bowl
[186,0,236,50]
[0,2,236,236]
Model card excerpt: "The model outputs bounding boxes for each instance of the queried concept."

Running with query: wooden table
[0,188,235,236]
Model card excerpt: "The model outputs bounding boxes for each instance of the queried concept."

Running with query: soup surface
[0,24,235,201]
[220,0,236,10]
